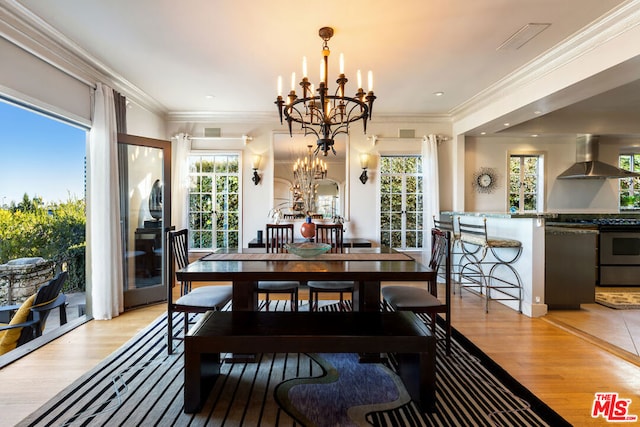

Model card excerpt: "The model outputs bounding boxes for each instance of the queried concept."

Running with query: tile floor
[544,287,640,360]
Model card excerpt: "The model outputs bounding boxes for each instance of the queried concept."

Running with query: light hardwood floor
[1,285,639,426]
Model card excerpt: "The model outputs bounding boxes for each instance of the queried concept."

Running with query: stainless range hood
[557,134,640,179]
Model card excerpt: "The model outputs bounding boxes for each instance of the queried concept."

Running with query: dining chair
[307,224,354,311]
[381,228,452,355]
[167,228,233,354]
[258,223,299,311]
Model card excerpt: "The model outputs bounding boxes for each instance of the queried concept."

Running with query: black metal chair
[167,228,232,354]
[381,228,452,355]
[257,223,299,311]
[308,224,354,311]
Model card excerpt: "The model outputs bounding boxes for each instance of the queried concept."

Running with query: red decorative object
[300,216,316,240]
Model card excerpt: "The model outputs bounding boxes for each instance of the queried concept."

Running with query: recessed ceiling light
[205,95,215,99]
[534,110,542,115]
[503,123,510,127]
[531,134,539,137]
[480,131,487,135]
[433,91,444,97]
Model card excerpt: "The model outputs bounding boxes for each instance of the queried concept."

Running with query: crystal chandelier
[291,145,328,213]
[275,27,376,156]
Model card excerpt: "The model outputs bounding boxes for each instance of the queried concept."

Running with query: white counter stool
[457,217,523,313]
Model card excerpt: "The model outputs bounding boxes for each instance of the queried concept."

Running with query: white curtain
[172,133,192,231]
[422,134,440,254]
[88,83,124,319]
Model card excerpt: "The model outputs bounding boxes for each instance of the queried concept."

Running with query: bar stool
[457,217,523,313]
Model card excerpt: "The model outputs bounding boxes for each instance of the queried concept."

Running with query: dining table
[176,246,436,311]
[178,246,438,412]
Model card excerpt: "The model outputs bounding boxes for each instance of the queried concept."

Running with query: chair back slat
[458,217,488,243]
[266,224,294,253]
[433,216,455,233]
[169,229,190,270]
[429,228,451,299]
[315,224,344,253]
[429,228,449,272]
[168,228,191,295]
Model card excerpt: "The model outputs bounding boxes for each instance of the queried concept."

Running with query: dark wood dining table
[179,247,438,412]
[176,247,435,311]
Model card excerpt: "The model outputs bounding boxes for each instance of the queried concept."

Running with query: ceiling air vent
[497,23,550,50]
[398,129,415,138]
[204,127,221,137]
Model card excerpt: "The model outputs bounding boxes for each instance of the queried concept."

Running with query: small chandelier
[291,145,328,213]
[275,27,376,156]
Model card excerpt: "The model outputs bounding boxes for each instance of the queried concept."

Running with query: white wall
[464,135,640,213]
[166,118,453,247]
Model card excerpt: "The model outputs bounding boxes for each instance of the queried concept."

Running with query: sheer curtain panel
[422,134,440,253]
[172,133,191,230]
[88,83,124,319]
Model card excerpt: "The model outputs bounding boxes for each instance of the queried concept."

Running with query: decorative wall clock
[472,167,498,193]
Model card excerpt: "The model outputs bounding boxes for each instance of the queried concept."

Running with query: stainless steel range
[596,219,640,286]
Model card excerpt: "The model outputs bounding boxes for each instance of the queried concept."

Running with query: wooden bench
[184,310,436,413]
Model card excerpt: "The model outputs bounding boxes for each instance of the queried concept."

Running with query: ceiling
[12,0,640,136]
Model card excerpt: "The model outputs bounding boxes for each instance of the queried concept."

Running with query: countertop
[441,211,558,219]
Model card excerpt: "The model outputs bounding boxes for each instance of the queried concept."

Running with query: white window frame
[507,151,545,213]
[186,151,243,251]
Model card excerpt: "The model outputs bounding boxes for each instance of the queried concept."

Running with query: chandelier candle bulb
[368,71,373,92]
[291,72,296,91]
[357,70,362,89]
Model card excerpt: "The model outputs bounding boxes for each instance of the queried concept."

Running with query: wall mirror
[272,132,349,221]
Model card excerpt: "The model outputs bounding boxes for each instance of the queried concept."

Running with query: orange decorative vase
[300,216,316,241]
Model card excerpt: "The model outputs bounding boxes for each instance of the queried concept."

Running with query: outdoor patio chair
[0,271,68,355]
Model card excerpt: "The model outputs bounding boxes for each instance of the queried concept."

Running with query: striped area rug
[18,301,569,427]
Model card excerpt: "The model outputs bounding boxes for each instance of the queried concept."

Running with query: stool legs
[485,246,523,313]
[458,243,523,313]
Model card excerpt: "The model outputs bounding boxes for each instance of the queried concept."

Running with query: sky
[0,100,86,206]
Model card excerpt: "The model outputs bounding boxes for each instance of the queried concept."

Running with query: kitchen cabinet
[545,226,597,309]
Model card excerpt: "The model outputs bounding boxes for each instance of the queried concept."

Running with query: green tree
[0,196,86,291]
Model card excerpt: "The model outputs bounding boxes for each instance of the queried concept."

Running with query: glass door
[187,153,240,250]
[118,134,171,309]
[379,156,424,250]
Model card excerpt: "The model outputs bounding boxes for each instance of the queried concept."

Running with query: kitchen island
[441,211,640,316]
[440,212,553,317]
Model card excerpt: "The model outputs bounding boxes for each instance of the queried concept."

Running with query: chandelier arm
[329,124,350,139]
[341,101,369,124]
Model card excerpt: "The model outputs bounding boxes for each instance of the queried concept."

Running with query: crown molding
[0,0,167,115]
[450,0,640,121]
[166,111,278,123]
[166,110,451,125]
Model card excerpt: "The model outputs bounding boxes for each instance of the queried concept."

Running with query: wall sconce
[251,154,262,185]
[359,153,370,184]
